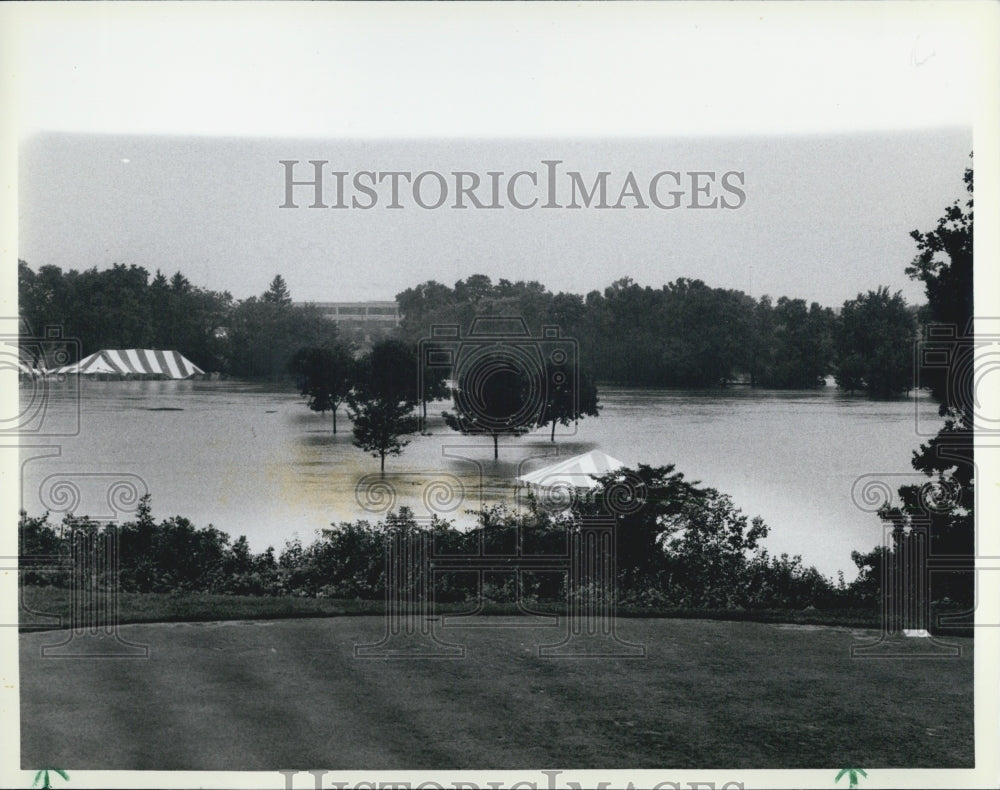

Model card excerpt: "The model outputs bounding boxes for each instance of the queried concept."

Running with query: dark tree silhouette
[262,274,292,306]
[349,397,419,473]
[880,162,974,608]
[348,338,420,472]
[442,354,536,459]
[289,344,355,433]
[354,338,419,403]
[537,361,600,442]
[835,287,915,398]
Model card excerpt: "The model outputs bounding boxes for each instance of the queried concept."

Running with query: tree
[348,338,420,472]
[262,274,292,306]
[879,162,974,608]
[660,488,769,607]
[581,464,705,589]
[834,287,915,397]
[756,298,835,388]
[537,361,601,442]
[289,345,355,433]
[349,397,419,473]
[441,352,536,459]
[416,343,452,430]
[354,338,419,403]
[226,283,339,379]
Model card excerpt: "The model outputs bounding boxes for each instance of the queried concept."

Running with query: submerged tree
[441,354,536,459]
[349,397,419,473]
[354,338,419,403]
[290,344,355,433]
[835,287,915,398]
[348,338,420,472]
[536,361,601,442]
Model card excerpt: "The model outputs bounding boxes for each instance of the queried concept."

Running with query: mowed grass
[20,616,972,770]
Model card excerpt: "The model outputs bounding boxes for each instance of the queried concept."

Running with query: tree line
[17,265,341,379]
[20,260,922,397]
[396,275,922,397]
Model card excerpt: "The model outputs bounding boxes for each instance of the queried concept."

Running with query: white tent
[52,349,204,379]
[517,449,625,491]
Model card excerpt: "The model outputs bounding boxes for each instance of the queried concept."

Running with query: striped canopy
[54,349,204,379]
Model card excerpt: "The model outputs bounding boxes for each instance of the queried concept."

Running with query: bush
[18,485,879,613]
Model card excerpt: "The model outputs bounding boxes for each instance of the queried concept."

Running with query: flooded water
[18,378,942,579]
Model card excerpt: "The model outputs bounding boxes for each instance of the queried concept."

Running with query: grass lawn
[20,615,973,770]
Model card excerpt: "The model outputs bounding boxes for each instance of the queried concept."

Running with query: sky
[4,3,998,313]
[17,130,972,307]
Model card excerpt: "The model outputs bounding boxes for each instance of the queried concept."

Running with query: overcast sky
[5,5,997,310]
[5,4,997,312]
[3,2,998,309]
[18,130,971,307]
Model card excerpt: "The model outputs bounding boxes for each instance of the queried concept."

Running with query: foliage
[879,162,974,607]
[537,359,601,442]
[353,338,419,403]
[19,262,910,393]
[225,289,340,380]
[754,297,836,388]
[262,274,292,306]
[835,287,915,397]
[347,338,421,472]
[348,397,419,472]
[397,274,844,390]
[20,484,882,610]
[17,261,232,372]
[441,352,535,459]
[658,489,769,608]
[289,344,355,433]
[16,262,343,379]
[577,463,705,588]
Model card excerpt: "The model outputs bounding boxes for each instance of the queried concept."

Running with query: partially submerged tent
[17,359,43,378]
[517,449,625,492]
[53,349,204,379]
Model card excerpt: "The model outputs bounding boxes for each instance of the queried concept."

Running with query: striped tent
[53,349,204,379]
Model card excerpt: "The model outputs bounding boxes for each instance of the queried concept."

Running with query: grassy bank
[21,616,974,769]
[20,584,890,631]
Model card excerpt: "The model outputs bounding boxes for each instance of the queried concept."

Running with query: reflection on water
[19,379,941,579]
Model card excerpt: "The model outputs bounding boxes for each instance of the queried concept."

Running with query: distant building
[298,300,401,349]
[304,301,401,327]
